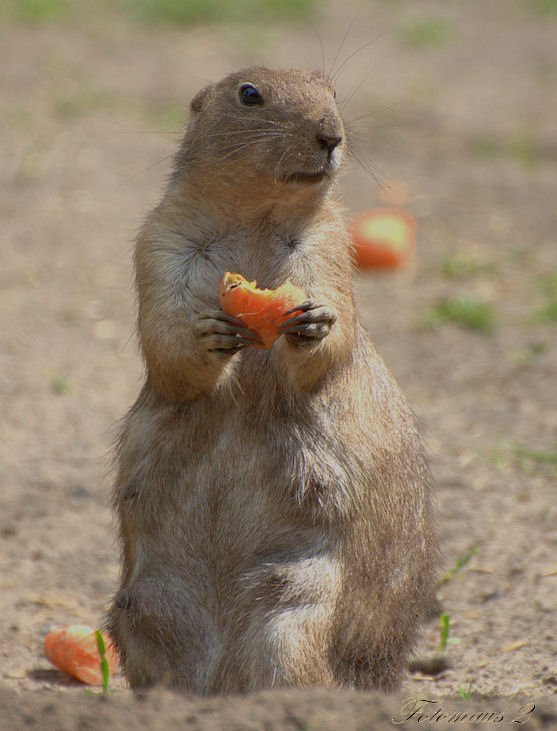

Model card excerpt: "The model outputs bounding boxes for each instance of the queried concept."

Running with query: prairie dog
[107,66,436,693]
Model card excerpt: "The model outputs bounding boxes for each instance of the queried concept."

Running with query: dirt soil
[1,0,556,728]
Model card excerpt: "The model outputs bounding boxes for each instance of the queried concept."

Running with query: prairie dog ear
[190,85,212,113]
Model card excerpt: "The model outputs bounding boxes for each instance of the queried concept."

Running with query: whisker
[339,70,373,113]
[208,134,295,157]
[114,130,183,136]
[343,99,406,127]
[218,138,277,162]
[345,121,405,139]
[331,35,383,84]
[328,20,354,82]
[346,147,387,190]
[307,20,327,79]
[120,153,175,185]
[204,129,295,139]
[274,146,291,183]
[216,113,290,129]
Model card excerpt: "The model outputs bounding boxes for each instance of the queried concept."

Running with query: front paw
[278,301,337,347]
[193,309,263,356]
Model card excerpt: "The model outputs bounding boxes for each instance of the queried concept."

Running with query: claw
[194,308,263,348]
[278,312,315,330]
[235,335,264,347]
[280,323,325,337]
[233,327,264,344]
[209,345,244,356]
[197,309,248,329]
[277,300,336,346]
[280,325,309,336]
[217,312,250,328]
[278,307,336,332]
[282,300,316,316]
[208,334,264,350]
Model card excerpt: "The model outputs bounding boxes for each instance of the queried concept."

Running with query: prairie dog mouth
[284,169,328,185]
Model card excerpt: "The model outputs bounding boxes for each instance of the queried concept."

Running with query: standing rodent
[107,66,437,693]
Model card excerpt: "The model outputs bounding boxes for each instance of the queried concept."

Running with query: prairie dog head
[177,67,345,205]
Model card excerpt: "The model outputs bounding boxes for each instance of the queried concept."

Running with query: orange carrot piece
[351,208,416,269]
[44,624,118,686]
[219,272,306,349]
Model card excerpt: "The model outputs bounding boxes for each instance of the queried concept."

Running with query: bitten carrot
[44,624,118,686]
[219,272,307,349]
[351,208,416,269]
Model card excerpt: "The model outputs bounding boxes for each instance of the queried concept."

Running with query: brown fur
[106,67,437,694]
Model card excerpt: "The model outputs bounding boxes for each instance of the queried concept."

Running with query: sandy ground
[1,0,556,727]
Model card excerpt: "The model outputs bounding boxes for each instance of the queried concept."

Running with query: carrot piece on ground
[44,624,118,686]
[219,272,307,349]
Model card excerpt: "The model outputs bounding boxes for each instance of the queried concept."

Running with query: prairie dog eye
[239,83,263,106]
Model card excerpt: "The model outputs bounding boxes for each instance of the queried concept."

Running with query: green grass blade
[439,546,478,585]
[459,682,473,699]
[508,444,557,464]
[439,613,450,653]
[95,630,110,694]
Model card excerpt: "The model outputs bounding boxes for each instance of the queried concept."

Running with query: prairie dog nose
[317,132,342,151]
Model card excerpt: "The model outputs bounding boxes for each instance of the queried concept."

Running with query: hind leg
[107,573,215,691]
[206,554,341,693]
[107,579,174,688]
